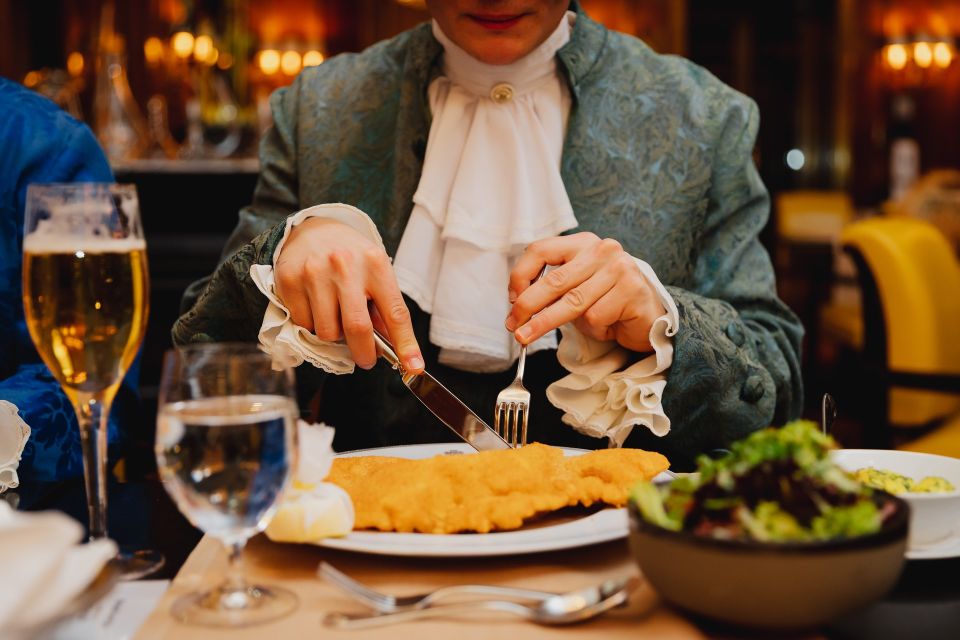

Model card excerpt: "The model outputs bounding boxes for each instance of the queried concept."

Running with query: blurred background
[2,0,959,454]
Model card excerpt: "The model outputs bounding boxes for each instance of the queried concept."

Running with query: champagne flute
[22,182,163,579]
[156,343,299,626]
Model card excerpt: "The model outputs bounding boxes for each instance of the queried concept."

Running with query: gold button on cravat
[490,83,514,103]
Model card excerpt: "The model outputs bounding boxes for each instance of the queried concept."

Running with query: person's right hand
[274,217,424,373]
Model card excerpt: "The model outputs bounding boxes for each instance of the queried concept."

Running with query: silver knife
[372,330,512,451]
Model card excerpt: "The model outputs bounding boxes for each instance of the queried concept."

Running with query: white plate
[318,443,670,557]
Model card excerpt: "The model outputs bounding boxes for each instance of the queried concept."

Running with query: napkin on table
[0,502,116,634]
[0,401,30,493]
[265,421,355,543]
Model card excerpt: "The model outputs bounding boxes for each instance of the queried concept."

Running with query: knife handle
[372,329,402,370]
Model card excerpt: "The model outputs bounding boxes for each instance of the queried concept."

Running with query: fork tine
[503,404,509,447]
[509,402,519,447]
[520,405,529,446]
[319,563,392,607]
[494,403,502,438]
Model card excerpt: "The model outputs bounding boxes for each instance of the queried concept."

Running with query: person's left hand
[504,232,666,353]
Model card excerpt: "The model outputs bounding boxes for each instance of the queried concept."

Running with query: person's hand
[274,217,424,372]
[505,233,666,353]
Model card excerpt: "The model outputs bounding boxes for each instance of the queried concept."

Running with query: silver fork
[495,267,546,446]
[318,562,557,613]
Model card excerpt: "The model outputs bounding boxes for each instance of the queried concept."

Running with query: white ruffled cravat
[393,15,578,373]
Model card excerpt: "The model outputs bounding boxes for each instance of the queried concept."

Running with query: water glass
[156,343,298,626]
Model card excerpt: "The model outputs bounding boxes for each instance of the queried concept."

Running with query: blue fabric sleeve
[0,79,140,481]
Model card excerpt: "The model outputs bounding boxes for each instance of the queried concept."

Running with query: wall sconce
[256,45,324,78]
[882,36,955,73]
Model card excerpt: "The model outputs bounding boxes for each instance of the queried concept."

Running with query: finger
[306,278,342,342]
[508,233,600,299]
[275,262,315,332]
[505,243,615,332]
[577,268,662,352]
[514,268,618,345]
[366,255,424,374]
[369,305,389,337]
[573,286,624,342]
[329,252,377,369]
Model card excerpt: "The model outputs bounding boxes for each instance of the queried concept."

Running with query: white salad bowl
[830,449,960,551]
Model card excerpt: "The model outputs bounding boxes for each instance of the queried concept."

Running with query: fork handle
[416,584,556,609]
[515,343,529,382]
[514,266,546,381]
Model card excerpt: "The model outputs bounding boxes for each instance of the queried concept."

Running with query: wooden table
[136,534,707,639]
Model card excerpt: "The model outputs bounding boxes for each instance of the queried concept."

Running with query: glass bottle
[92,2,151,163]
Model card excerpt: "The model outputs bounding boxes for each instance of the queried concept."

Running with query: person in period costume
[175,1,803,470]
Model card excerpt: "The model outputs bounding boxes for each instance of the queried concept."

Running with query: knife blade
[372,330,512,451]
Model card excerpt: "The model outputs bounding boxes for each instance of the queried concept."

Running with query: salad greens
[632,421,887,542]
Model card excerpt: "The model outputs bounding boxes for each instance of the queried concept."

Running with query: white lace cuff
[249,203,383,374]
[545,258,679,446]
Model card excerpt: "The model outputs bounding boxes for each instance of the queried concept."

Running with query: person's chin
[464,37,534,65]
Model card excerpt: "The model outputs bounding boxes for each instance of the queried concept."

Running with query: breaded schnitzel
[326,443,669,534]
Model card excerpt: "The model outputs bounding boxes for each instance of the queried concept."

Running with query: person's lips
[467,13,527,31]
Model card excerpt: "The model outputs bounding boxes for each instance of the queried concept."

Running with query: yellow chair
[841,218,960,456]
[776,190,855,244]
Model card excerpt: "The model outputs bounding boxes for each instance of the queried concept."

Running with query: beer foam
[23,234,146,253]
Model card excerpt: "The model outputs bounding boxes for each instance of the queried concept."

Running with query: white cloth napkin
[0,502,116,633]
[391,14,578,372]
[0,401,30,493]
[265,421,354,543]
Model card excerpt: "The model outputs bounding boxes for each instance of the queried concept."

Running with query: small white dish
[830,449,960,554]
[905,529,960,560]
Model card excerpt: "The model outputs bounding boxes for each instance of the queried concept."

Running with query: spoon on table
[322,574,639,629]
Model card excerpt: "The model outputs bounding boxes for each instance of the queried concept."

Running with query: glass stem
[76,392,110,541]
[223,540,248,595]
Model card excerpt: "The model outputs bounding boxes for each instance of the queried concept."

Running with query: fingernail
[407,355,424,371]
[505,317,516,332]
[508,290,517,303]
[517,325,532,342]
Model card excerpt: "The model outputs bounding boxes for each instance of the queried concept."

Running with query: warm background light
[258,49,280,75]
[280,50,302,75]
[216,52,234,70]
[933,42,953,68]
[886,43,908,70]
[913,41,933,68]
[303,50,324,67]
[171,31,194,59]
[143,36,164,65]
[66,51,84,76]
[192,35,213,63]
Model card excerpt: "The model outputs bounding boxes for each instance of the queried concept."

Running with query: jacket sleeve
[178,77,303,316]
[660,98,804,454]
[0,97,136,481]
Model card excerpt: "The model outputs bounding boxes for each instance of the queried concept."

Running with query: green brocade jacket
[174,8,803,469]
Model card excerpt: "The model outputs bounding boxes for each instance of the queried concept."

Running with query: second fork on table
[318,562,558,613]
